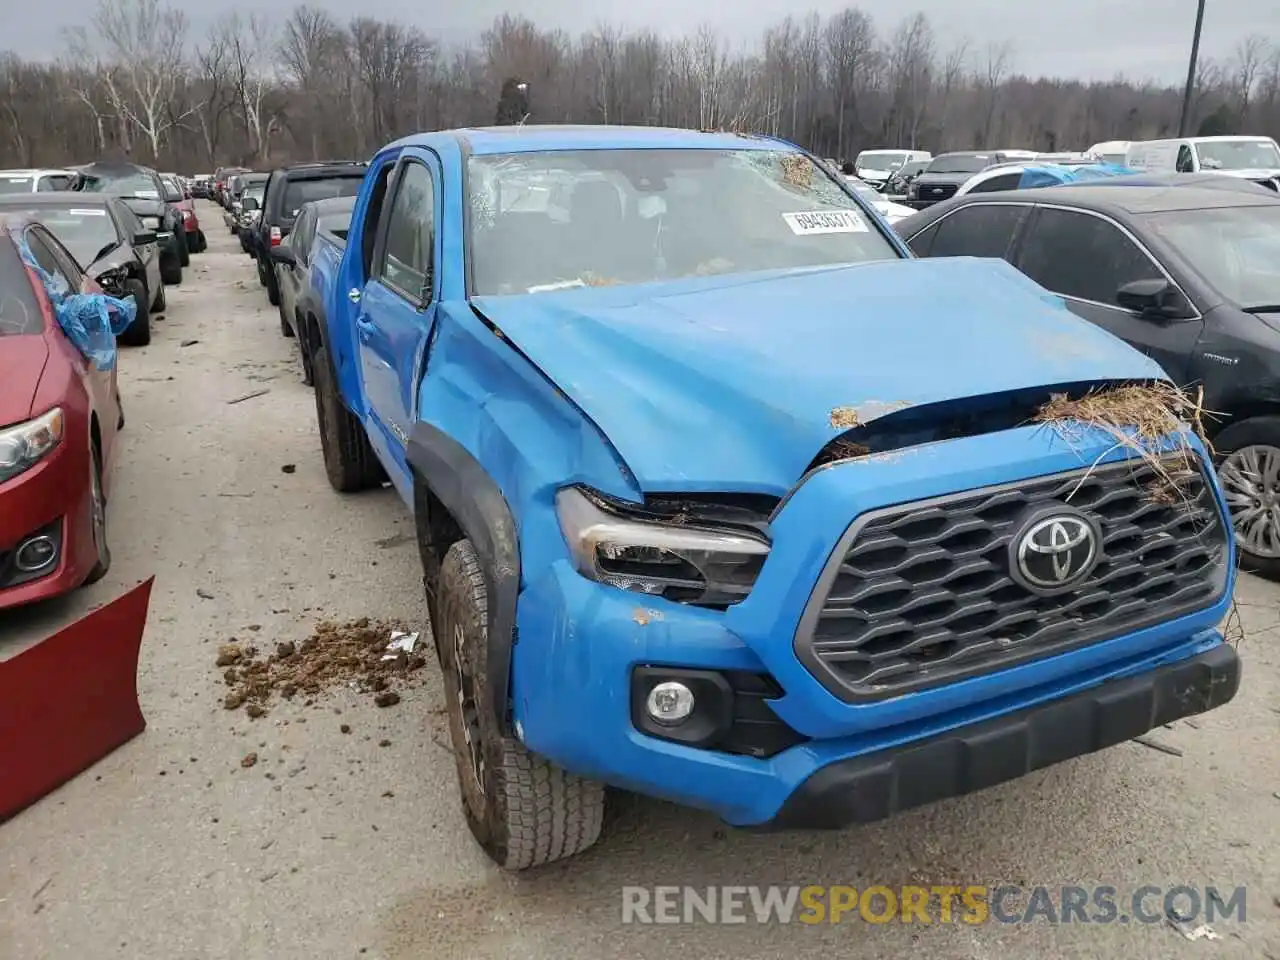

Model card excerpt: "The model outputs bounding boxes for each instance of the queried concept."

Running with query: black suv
[250,161,367,306]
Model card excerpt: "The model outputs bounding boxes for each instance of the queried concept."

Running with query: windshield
[0,177,33,195]
[1195,139,1280,171]
[856,151,908,171]
[282,177,363,218]
[80,170,160,199]
[1146,205,1280,308]
[19,206,120,265]
[467,148,899,296]
[243,183,266,202]
[927,154,995,174]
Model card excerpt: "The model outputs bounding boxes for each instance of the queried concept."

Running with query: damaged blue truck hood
[472,257,1167,494]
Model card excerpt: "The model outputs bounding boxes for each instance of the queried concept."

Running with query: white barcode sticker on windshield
[69,209,108,217]
[783,210,867,235]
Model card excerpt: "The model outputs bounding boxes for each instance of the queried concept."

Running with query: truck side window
[1017,208,1163,308]
[928,204,1026,260]
[379,162,435,304]
[1176,145,1194,172]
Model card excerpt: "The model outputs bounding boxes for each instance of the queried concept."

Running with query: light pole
[1177,0,1207,137]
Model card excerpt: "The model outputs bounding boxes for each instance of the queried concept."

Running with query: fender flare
[407,422,520,732]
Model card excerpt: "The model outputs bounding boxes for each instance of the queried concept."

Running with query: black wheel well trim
[1208,402,1280,440]
[407,420,520,733]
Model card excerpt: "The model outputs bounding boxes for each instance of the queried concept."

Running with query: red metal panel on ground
[0,578,151,822]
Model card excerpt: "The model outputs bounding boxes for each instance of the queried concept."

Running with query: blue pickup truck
[301,125,1240,870]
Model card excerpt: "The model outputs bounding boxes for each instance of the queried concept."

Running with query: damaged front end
[510,374,1235,825]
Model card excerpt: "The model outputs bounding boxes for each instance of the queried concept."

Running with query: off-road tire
[435,539,605,870]
[83,440,111,585]
[1214,416,1280,579]
[151,281,166,313]
[312,345,385,493]
[177,228,190,267]
[118,279,151,346]
[256,255,268,287]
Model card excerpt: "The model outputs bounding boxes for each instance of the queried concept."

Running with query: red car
[0,216,122,610]
[161,174,205,254]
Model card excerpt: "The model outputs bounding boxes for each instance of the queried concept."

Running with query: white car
[955,158,1110,196]
[844,176,916,223]
[0,168,76,194]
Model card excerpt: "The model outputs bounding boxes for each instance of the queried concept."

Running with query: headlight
[140,215,161,228]
[96,267,128,293]
[555,486,769,606]
[0,408,64,484]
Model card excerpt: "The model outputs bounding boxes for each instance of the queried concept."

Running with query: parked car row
[863,135,1280,210]
[0,158,211,613]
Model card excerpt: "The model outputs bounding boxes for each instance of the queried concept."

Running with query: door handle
[355,316,374,342]
[348,288,361,303]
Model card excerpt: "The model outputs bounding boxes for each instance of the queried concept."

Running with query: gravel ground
[1,205,1277,959]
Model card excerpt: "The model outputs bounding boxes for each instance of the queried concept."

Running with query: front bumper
[768,641,1239,828]
[511,424,1237,826]
[0,437,95,610]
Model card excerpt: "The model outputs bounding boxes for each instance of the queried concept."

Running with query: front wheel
[83,442,111,585]
[434,538,605,870]
[118,279,151,346]
[1216,416,1280,578]
[177,228,190,267]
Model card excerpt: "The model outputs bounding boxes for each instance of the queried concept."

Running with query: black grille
[921,183,958,202]
[795,456,1229,702]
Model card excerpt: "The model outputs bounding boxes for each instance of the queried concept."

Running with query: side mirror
[132,230,157,246]
[1117,278,1188,320]
[241,197,259,212]
[270,244,296,267]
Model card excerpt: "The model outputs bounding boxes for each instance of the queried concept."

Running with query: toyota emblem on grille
[1010,510,1100,592]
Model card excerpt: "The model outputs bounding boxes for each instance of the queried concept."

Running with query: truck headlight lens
[0,408,64,484]
[140,215,161,229]
[556,486,769,607]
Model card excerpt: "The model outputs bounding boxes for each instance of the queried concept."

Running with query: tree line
[1,0,1277,172]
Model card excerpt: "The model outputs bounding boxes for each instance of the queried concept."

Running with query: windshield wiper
[1243,304,1280,313]
[90,241,118,264]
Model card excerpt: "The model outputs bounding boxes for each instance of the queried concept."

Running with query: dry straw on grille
[1032,382,1215,507]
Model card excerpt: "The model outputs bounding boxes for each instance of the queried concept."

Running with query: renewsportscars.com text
[620,885,1248,925]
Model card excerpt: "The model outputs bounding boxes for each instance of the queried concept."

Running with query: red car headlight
[0,408,64,484]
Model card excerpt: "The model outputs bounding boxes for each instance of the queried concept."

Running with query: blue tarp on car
[1017,163,1135,190]
[13,233,136,371]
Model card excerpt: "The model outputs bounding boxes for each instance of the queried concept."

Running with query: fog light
[14,535,57,572]
[645,681,695,725]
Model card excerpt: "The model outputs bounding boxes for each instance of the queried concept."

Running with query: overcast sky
[12,0,1271,84]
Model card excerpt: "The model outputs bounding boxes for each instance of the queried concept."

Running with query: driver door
[355,151,441,473]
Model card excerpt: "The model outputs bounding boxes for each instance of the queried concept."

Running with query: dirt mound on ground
[216,617,427,718]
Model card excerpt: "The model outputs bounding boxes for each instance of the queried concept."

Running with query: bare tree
[975,41,1013,147]
[89,0,195,159]
[824,9,876,158]
[0,6,1272,172]
[1231,35,1271,116]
